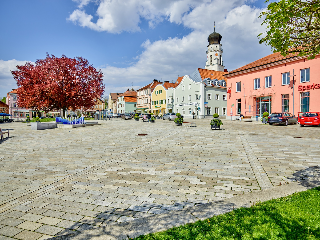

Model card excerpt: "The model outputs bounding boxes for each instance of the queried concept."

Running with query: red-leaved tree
[11,54,104,116]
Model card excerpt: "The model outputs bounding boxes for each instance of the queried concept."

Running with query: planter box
[31,122,57,130]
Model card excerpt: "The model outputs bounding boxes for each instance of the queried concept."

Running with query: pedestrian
[192,112,195,119]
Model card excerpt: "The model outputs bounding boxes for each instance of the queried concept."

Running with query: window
[215,94,219,100]
[189,108,192,114]
[195,94,199,100]
[215,107,219,114]
[182,85,185,91]
[176,97,179,103]
[188,95,191,101]
[207,107,211,115]
[282,72,290,85]
[301,68,310,82]
[188,84,191,90]
[254,78,260,89]
[222,107,226,115]
[282,94,289,112]
[223,95,227,101]
[207,93,212,100]
[236,82,241,92]
[301,92,310,112]
[265,76,272,88]
[237,99,241,114]
[182,96,184,102]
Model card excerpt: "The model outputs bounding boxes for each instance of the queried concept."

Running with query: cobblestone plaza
[0,119,320,239]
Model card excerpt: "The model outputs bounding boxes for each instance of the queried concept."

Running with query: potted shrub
[174,113,183,126]
[261,112,269,124]
[210,113,223,130]
[134,113,139,121]
[150,116,155,123]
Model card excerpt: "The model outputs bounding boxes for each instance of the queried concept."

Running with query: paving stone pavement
[0,119,320,239]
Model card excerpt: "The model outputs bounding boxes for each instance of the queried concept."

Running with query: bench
[0,128,9,141]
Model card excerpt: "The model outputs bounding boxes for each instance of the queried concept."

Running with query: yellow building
[151,81,176,115]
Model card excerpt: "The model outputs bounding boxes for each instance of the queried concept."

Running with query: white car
[163,113,177,121]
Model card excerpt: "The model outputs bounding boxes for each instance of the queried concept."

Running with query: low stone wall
[57,124,85,129]
[31,122,57,130]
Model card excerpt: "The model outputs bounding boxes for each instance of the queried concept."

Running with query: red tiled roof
[175,76,183,87]
[124,96,137,103]
[198,68,227,81]
[8,89,17,94]
[138,80,162,91]
[121,90,137,97]
[227,51,300,75]
[110,93,122,101]
[163,81,176,90]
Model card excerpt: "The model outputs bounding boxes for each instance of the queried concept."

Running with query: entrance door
[256,96,271,117]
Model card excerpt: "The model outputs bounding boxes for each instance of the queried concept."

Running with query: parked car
[163,113,177,121]
[121,113,132,120]
[298,112,320,127]
[268,112,298,126]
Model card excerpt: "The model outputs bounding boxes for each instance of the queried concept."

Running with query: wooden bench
[0,128,9,141]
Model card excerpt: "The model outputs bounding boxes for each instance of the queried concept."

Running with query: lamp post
[289,69,296,116]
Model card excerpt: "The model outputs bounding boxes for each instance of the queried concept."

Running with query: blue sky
[0,0,273,99]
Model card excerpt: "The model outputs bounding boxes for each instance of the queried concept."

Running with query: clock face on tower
[215,53,218,56]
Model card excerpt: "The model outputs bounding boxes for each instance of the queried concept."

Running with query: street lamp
[288,69,296,116]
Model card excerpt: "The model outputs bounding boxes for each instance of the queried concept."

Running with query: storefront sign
[298,83,320,91]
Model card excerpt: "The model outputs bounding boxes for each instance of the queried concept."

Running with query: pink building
[225,52,320,119]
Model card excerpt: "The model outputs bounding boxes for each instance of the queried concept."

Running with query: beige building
[108,93,122,113]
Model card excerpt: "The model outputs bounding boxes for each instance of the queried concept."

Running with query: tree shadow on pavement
[49,201,236,240]
[289,165,320,188]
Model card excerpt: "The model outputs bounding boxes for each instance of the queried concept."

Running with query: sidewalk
[0,119,319,239]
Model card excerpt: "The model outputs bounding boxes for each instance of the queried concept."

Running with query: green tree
[259,0,320,59]
[1,97,6,104]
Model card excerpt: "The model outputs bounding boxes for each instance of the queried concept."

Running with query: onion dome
[208,22,222,44]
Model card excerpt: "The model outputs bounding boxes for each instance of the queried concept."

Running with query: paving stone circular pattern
[0,119,320,239]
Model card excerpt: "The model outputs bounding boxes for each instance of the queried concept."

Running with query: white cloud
[68,0,213,33]
[72,0,92,8]
[98,1,272,97]
[0,60,30,98]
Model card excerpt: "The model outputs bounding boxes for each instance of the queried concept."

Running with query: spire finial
[214,21,215,32]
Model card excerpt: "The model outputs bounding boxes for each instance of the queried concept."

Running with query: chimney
[164,81,169,83]
[224,69,228,72]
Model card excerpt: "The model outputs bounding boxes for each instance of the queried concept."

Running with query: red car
[298,112,320,127]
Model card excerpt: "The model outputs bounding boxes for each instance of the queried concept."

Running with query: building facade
[136,80,162,113]
[225,52,320,119]
[173,69,227,118]
[0,101,9,114]
[7,89,33,120]
[108,93,122,113]
[117,89,137,113]
[151,81,176,115]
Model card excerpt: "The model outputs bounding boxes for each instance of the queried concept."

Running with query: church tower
[205,22,224,71]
